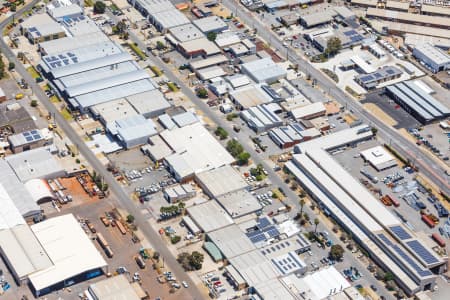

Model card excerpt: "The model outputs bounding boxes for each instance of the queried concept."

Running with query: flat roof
[215,32,241,48]
[300,10,336,27]
[187,200,234,233]
[169,24,204,43]
[377,21,450,39]
[39,31,109,55]
[230,84,273,109]
[360,145,397,167]
[48,4,83,19]
[366,8,450,28]
[126,89,171,117]
[208,224,256,258]
[28,214,107,292]
[153,9,191,29]
[8,128,44,147]
[89,275,141,300]
[6,147,65,182]
[180,38,221,56]
[193,16,228,33]
[161,122,235,179]
[254,278,295,300]
[350,0,378,6]
[217,190,262,218]
[414,43,450,65]
[421,4,450,16]
[291,102,326,120]
[196,65,226,80]
[241,57,286,83]
[229,250,280,287]
[91,98,138,124]
[195,165,248,198]
[171,111,199,128]
[135,0,174,14]
[189,54,228,70]
[386,0,410,11]
[144,135,173,161]
[113,115,157,143]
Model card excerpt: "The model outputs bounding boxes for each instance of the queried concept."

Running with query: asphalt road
[0,5,204,300]
[222,0,450,195]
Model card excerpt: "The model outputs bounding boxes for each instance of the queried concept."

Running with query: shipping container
[115,220,127,235]
[432,233,445,247]
[422,215,435,228]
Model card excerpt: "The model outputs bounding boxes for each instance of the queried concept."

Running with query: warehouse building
[300,10,337,28]
[195,165,248,198]
[269,123,321,149]
[215,31,241,48]
[290,102,326,120]
[186,200,234,233]
[193,16,228,34]
[107,115,157,148]
[207,224,256,259]
[88,275,145,300]
[366,8,450,29]
[354,66,402,90]
[216,189,262,218]
[241,57,287,83]
[412,43,450,73]
[178,38,222,58]
[163,184,196,203]
[229,84,274,110]
[141,135,174,162]
[132,0,190,32]
[126,90,171,118]
[8,129,48,153]
[91,98,138,126]
[169,24,204,43]
[386,0,410,12]
[350,0,377,7]
[196,66,226,81]
[360,146,397,171]
[285,126,446,296]
[385,80,450,123]
[20,13,66,44]
[421,4,450,17]
[189,54,228,70]
[240,103,283,133]
[47,4,84,22]
[253,278,294,300]
[161,122,235,181]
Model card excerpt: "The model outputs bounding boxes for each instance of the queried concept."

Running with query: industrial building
[163,184,196,203]
[207,224,256,259]
[354,66,402,90]
[360,146,397,171]
[285,126,447,296]
[178,38,222,58]
[421,4,450,17]
[215,31,241,48]
[186,200,234,233]
[193,16,228,34]
[20,13,66,44]
[412,43,450,73]
[8,129,48,153]
[241,57,287,83]
[269,123,321,149]
[195,165,248,198]
[47,3,84,21]
[229,84,274,110]
[168,23,204,43]
[88,275,146,300]
[300,10,337,28]
[385,80,450,123]
[216,189,262,218]
[366,8,450,29]
[240,103,283,133]
[160,122,235,181]
[290,102,326,120]
[106,115,157,149]
[126,90,171,118]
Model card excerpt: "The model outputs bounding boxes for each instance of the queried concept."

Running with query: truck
[421,214,435,228]
[115,220,127,235]
[380,195,392,206]
[432,233,445,247]
[96,233,114,257]
[360,169,378,183]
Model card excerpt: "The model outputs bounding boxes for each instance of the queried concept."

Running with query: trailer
[432,233,445,247]
[96,233,109,249]
[115,220,127,235]
[422,215,435,228]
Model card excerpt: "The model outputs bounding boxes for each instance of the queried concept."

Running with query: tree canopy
[325,37,342,57]
[93,1,106,14]
[329,244,345,261]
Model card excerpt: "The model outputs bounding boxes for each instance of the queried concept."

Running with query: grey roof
[66,70,150,97]
[187,200,234,233]
[153,9,191,29]
[8,129,44,147]
[126,90,171,117]
[413,43,450,66]
[115,115,157,143]
[158,113,177,130]
[169,24,204,43]
[6,148,65,182]
[241,58,286,83]
[73,78,156,109]
[300,10,336,27]
[39,32,110,55]
[193,16,228,33]
[89,275,141,300]
[135,0,174,14]
[171,111,199,128]
[207,225,256,258]
[48,4,83,19]
[217,190,262,218]
[195,165,248,198]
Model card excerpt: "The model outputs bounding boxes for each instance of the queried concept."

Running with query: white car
[182,281,189,288]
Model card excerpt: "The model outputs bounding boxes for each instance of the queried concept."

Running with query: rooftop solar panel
[390,226,412,240]
[344,30,357,36]
[25,136,33,142]
[406,240,439,265]
[257,217,271,229]
[266,227,280,238]
[360,75,374,82]
[23,132,30,136]
[392,245,433,277]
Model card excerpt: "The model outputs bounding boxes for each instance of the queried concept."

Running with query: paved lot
[362,91,420,129]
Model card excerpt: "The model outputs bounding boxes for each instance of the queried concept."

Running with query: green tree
[237,152,250,165]
[384,272,395,282]
[93,1,106,14]
[226,139,244,157]
[303,213,310,222]
[314,218,320,232]
[156,41,165,50]
[126,214,135,223]
[196,87,208,98]
[153,251,160,260]
[214,127,228,140]
[371,126,378,136]
[299,199,305,216]
[171,235,181,244]
[8,62,14,70]
[0,54,5,79]
[189,251,204,270]
[329,244,345,261]
[10,3,17,12]
[206,32,217,41]
[30,100,38,107]
[325,37,342,57]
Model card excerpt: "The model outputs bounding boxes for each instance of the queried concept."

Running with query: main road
[222,0,450,195]
[0,4,204,300]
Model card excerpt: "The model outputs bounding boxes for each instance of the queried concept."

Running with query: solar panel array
[271,252,304,275]
[377,234,433,278]
[22,130,42,143]
[390,225,412,241]
[406,240,439,265]
[246,224,281,244]
[44,52,79,69]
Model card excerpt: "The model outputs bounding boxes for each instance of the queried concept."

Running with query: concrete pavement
[0,5,205,300]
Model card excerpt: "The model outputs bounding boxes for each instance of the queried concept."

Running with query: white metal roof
[88,275,141,300]
[153,9,191,29]
[24,179,55,204]
[253,278,295,300]
[414,43,450,65]
[360,146,397,168]
[217,190,262,218]
[0,183,27,230]
[208,224,256,258]
[28,214,107,292]
[6,147,65,182]
[193,16,228,33]
[291,102,326,120]
[91,98,138,124]
[39,32,110,55]
[180,38,221,56]
[169,24,204,43]
[189,54,228,70]
[195,165,248,198]
[126,90,170,117]
[241,58,287,83]
[187,200,234,233]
